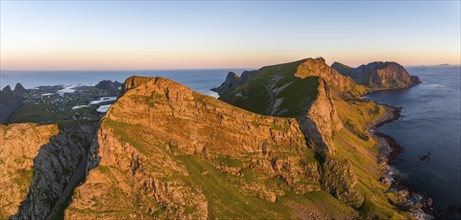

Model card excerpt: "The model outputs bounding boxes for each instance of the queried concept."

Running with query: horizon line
[1,64,461,72]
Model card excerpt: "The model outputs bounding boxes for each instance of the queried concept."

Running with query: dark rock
[211,71,256,95]
[2,85,13,93]
[0,83,28,124]
[419,152,431,162]
[14,83,27,94]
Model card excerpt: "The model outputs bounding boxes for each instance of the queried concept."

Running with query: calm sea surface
[2,66,460,214]
[366,66,461,214]
[0,69,245,98]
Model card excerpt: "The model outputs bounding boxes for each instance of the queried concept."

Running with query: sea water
[366,66,461,215]
[0,69,245,98]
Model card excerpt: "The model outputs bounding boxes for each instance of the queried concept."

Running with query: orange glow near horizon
[1,1,459,70]
[1,49,460,70]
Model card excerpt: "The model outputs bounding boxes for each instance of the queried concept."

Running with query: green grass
[275,76,319,117]
[219,59,321,117]
[176,155,292,219]
[9,99,103,125]
[14,169,33,186]
[332,99,411,219]
[103,118,151,155]
[215,156,243,168]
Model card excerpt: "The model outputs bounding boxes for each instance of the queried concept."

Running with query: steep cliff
[0,123,58,218]
[12,122,98,219]
[331,61,421,89]
[211,70,257,95]
[297,78,342,156]
[66,76,359,219]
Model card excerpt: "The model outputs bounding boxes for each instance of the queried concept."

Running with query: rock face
[297,78,343,156]
[0,83,27,124]
[331,61,421,89]
[211,70,256,94]
[0,123,58,218]
[66,76,358,219]
[293,58,366,98]
[12,122,98,219]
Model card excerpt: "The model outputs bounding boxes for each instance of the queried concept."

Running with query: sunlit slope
[66,76,358,219]
[214,57,412,218]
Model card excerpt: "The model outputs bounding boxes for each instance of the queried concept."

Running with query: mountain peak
[2,85,13,93]
[332,61,421,89]
[121,76,182,96]
[14,83,27,94]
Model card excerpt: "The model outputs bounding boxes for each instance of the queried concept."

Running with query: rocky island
[0,58,429,219]
[331,61,421,89]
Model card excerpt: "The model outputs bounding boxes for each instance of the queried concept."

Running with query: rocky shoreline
[367,102,433,219]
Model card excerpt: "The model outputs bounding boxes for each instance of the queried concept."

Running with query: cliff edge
[331,61,421,89]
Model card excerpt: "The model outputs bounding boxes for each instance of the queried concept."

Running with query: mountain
[66,76,358,218]
[64,75,410,218]
[95,80,123,95]
[210,57,418,217]
[331,61,421,89]
[213,58,366,118]
[0,59,418,218]
[0,83,27,124]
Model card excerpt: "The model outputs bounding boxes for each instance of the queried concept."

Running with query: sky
[1,1,460,70]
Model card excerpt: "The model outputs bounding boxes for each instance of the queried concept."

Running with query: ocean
[2,66,460,215]
[366,66,461,215]
[0,69,247,98]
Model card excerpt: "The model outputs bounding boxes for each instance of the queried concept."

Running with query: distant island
[1,58,431,219]
[331,61,421,89]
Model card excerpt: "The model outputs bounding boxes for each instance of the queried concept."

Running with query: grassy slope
[218,60,411,218]
[333,98,411,219]
[67,77,360,219]
[220,59,320,117]
[177,155,357,219]
[105,106,354,218]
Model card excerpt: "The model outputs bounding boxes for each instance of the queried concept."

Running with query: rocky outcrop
[65,76,347,219]
[0,83,27,124]
[0,123,58,218]
[294,58,366,98]
[297,78,342,156]
[12,122,98,219]
[211,71,256,95]
[331,61,421,89]
[321,157,364,208]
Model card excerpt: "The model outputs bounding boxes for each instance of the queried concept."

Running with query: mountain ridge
[331,61,421,89]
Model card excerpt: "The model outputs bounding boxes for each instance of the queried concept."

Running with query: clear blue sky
[1,1,460,69]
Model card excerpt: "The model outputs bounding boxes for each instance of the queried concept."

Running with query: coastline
[367,101,433,219]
